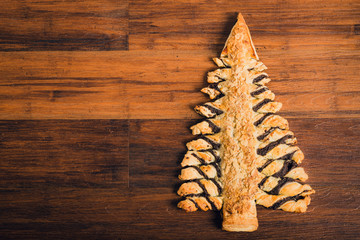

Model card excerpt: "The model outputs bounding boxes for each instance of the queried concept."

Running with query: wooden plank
[0,120,129,188]
[1,118,359,239]
[0,49,359,119]
[129,0,359,51]
[0,0,128,51]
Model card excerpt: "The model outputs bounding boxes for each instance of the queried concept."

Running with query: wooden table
[0,0,359,239]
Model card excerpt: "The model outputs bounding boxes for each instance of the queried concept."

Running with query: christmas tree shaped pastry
[177,13,314,232]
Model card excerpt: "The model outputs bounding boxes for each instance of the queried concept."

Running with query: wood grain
[0,0,359,239]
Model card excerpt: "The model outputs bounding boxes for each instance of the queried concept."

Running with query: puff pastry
[177,13,314,232]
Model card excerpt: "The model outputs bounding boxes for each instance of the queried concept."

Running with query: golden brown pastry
[177,13,314,232]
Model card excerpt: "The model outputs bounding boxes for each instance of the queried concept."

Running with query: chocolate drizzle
[270,194,305,210]
[253,98,273,112]
[257,135,294,156]
[251,86,268,97]
[252,74,267,83]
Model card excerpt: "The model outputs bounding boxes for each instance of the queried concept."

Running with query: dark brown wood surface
[0,0,359,239]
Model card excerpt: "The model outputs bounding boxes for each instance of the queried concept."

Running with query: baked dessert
[177,13,314,232]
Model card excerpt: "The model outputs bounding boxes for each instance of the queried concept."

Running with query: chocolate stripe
[277,151,297,160]
[272,160,298,178]
[212,92,225,101]
[253,74,267,83]
[257,135,294,156]
[181,166,208,179]
[184,153,221,177]
[215,75,226,82]
[267,177,295,195]
[257,127,277,141]
[220,59,231,68]
[258,176,269,188]
[251,86,268,97]
[208,83,219,89]
[258,159,298,178]
[207,84,224,100]
[212,163,222,177]
[210,179,222,195]
[270,194,305,210]
[188,198,200,209]
[253,98,273,112]
[183,193,203,198]
[191,153,206,164]
[205,119,221,134]
[205,196,220,211]
[203,104,223,116]
[208,84,226,100]
[254,113,273,126]
[257,159,274,173]
[207,149,221,162]
[201,136,221,150]
[195,179,209,196]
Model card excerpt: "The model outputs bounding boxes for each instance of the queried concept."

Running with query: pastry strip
[216,13,262,232]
